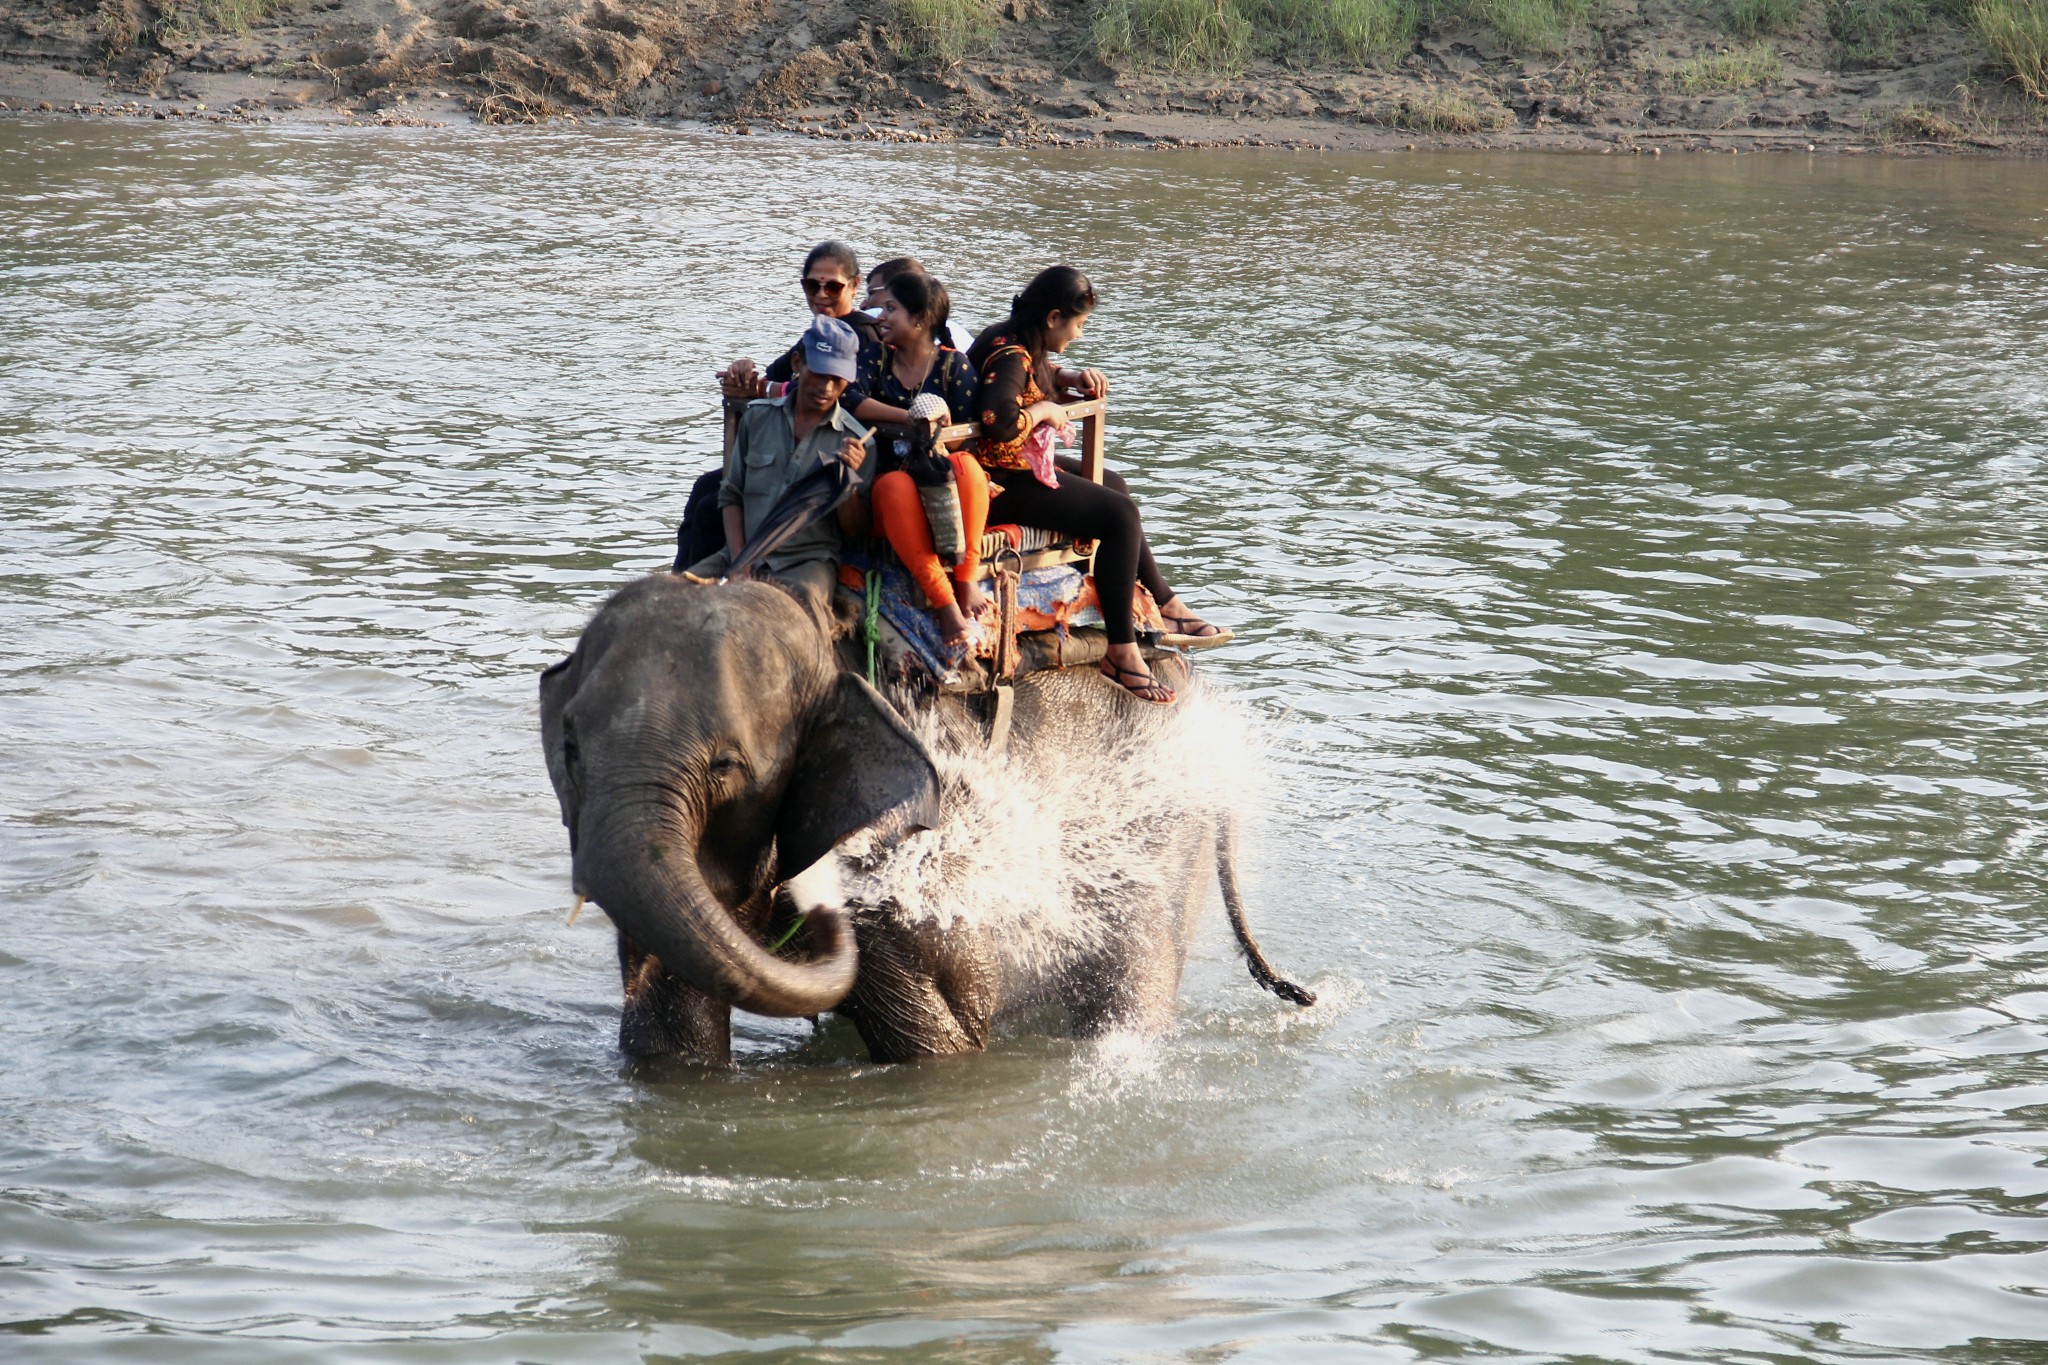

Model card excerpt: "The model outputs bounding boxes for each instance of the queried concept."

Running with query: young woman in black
[970,266,1228,704]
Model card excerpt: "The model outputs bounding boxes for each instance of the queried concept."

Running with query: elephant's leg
[617,930,732,1064]
[1062,936,1182,1037]
[1061,874,1204,1038]
[841,911,998,1063]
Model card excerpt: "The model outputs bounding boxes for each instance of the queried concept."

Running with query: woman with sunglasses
[716,241,880,403]
[971,265,1228,706]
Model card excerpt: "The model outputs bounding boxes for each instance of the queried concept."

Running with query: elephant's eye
[709,751,748,781]
[560,728,582,791]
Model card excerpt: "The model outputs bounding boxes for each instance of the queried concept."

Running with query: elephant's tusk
[568,894,587,927]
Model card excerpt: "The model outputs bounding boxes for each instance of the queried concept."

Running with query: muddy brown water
[3,119,2047,1362]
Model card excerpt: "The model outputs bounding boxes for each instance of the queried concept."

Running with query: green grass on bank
[1828,0,1929,64]
[152,0,289,40]
[1974,0,2048,97]
[1467,0,1593,52]
[1255,0,1421,63]
[891,0,999,64]
[1092,0,1605,68]
[1667,41,1785,88]
[927,0,2048,107]
[1092,0,1420,70]
[1093,0,1254,69]
[1715,0,1806,36]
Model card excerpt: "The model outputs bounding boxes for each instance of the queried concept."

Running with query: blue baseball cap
[799,315,860,382]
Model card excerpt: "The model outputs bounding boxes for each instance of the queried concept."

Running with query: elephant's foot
[618,932,733,1065]
[841,912,998,1064]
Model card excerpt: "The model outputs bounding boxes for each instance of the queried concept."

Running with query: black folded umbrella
[725,450,861,581]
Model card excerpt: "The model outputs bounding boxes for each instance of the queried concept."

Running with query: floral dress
[969,331,1046,472]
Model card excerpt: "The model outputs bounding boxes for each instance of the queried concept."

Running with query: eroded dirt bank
[2,0,2043,153]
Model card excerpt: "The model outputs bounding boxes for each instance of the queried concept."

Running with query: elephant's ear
[776,673,940,879]
[539,649,582,831]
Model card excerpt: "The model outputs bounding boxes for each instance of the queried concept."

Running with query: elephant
[539,572,1311,1067]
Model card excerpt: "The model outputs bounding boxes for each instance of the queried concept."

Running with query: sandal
[1158,609,1234,650]
[1101,657,1175,705]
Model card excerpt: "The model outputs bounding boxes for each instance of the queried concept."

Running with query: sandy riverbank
[3,0,2043,154]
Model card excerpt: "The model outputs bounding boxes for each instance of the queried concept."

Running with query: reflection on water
[2,120,2046,1361]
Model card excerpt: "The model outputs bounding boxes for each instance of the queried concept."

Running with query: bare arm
[1055,365,1109,399]
[835,435,870,539]
[722,504,745,557]
[853,397,912,428]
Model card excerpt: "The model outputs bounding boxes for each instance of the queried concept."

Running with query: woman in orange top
[970,266,1226,705]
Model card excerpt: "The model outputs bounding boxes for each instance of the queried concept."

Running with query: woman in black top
[716,241,881,402]
[970,266,1227,705]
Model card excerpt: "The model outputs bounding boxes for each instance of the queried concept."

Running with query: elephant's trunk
[579,800,856,1019]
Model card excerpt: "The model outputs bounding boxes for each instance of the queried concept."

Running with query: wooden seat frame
[725,395,1108,576]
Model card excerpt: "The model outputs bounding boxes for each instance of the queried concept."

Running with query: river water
[3,119,2046,1362]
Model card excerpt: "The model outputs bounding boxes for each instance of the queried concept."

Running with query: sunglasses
[801,277,850,297]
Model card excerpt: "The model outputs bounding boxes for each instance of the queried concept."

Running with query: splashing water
[838,674,1267,981]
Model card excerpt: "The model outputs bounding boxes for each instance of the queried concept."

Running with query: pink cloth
[1022,419,1073,489]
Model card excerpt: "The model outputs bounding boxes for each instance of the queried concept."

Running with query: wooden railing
[933,396,1106,485]
[721,392,1109,574]
[724,394,1106,485]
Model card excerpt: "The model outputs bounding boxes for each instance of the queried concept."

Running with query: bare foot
[935,600,971,650]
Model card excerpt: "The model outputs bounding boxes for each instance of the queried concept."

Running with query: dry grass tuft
[474,80,564,124]
[1878,100,1965,138]
[1392,88,1511,130]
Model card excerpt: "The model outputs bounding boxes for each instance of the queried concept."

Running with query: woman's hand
[718,359,766,401]
[1058,366,1108,399]
[1028,399,1072,439]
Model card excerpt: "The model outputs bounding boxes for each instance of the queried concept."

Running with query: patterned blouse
[849,341,979,424]
[970,331,1045,472]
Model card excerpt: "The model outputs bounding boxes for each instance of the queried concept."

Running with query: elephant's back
[1003,653,1197,758]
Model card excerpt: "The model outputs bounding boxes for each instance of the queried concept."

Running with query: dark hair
[976,265,1096,392]
[869,255,925,287]
[886,271,951,346]
[803,240,860,283]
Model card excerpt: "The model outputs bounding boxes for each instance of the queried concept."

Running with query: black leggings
[986,456,1174,645]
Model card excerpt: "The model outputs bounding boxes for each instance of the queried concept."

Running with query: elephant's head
[539,575,938,1019]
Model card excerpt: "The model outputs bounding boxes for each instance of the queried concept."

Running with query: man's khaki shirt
[717,393,874,576]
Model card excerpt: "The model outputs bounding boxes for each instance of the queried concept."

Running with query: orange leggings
[870,454,990,610]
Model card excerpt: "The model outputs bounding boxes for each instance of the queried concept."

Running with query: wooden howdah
[724,394,1110,577]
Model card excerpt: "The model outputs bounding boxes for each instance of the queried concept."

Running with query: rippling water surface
[4,120,2047,1362]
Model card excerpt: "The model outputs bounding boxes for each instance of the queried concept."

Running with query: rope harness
[863,568,882,686]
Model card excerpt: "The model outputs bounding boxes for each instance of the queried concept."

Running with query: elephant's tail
[1216,816,1316,1008]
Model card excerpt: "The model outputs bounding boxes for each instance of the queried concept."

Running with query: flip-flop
[1100,657,1175,705]
[1158,612,1234,650]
